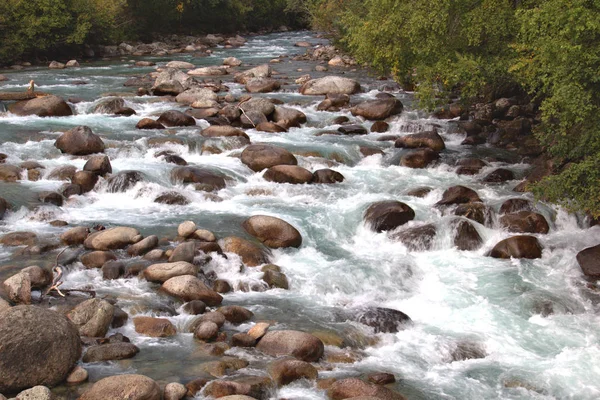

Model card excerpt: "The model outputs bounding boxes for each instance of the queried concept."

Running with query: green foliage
[312,0,600,216]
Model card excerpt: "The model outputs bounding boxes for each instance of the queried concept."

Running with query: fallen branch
[237,97,256,129]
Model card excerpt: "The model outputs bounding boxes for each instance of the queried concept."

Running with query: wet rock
[184,378,210,397]
[170,166,226,191]
[223,57,242,66]
[194,321,220,341]
[499,198,533,214]
[267,358,318,386]
[164,383,186,400]
[240,110,268,128]
[0,165,21,182]
[0,231,37,246]
[272,106,307,128]
[194,229,216,242]
[242,215,302,249]
[9,95,73,117]
[368,373,396,385]
[133,316,177,337]
[78,374,160,400]
[351,98,403,120]
[111,307,129,328]
[202,125,249,140]
[222,236,270,266]
[0,197,8,219]
[232,333,257,347]
[166,60,195,69]
[312,169,344,184]
[400,148,440,168]
[92,98,125,114]
[214,279,232,293]
[155,192,190,205]
[194,311,227,329]
[21,266,51,288]
[489,235,543,259]
[328,378,407,400]
[83,155,112,176]
[0,306,81,393]
[106,170,146,193]
[395,130,445,152]
[256,122,287,133]
[183,300,207,315]
[144,261,198,282]
[157,110,196,127]
[55,126,105,155]
[248,322,270,340]
[263,165,313,184]
[178,220,197,237]
[371,121,390,132]
[168,241,196,263]
[152,68,194,95]
[300,76,361,95]
[82,342,139,362]
[451,341,487,361]
[454,203,492,226]
[136,118,165,129]
[84,226,140,250]
[436,185,482,206]
[217,305,254,323]
[176,87,218,106]
[72,171,98,193]
[15,385,54,400]
[351,307,411,333]
[499,211,550,234]
[162,275,223,305]
[81,251,116,268]
[241,144,297,172]
[68,298,115,337]
[188,66,228,76]
[407,187,432,197]
[391,224,436,251]
[49,165,77,181]
[338,124,367,135]
[3,272,31,304]
[364,201,415,232]
[66,366,89,385]
[245,77,281,93]
[102,261,124,279]
[263,269,289,289]
[234,64,271,84]
[576,244,600,279]
[256,330,324,362]
[61,183,82,197]
[127,235,158,256]
[455,158,487,175]
[38,191,63,206]
[452,219,483,250]
[203,376,273,399]
[483,168,515,183]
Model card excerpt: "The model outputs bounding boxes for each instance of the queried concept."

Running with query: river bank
[1,31,599,400]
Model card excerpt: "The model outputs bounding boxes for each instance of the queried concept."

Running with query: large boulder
[576,244,600,279]
[400,148,440,169]
[499,211,550,234]
[157,110,196,127]
[267,358,318,386]
[0,306,81,393]
[489,235,543,259]
[245,77,281,93]
[364,201,415,232]
[152,68,195,95]
[170,166,226,191]
[272,106,307,128]
[92,98,125,114]
[67,298,115,337]
[241,145,297,172]
[9,95,73,117]
[452,220,483,251]
[144,261,198,282]
[83,155,112,176]
[351,98,403,120]
[3,272,31,304]
[0,165,22,182]
[351,307,411,333]
[222,236,270,267]
[300,76,361,95]
[162,275,223,305]
[84,227,140,250]
[436,186,482,206]
[82,343,139,362]
[263,165,313,184]
[133,316,177,337]
[240,98,275,116]
[256,330,324,362]
[395,130,446,152]
[78,374,160,400]
[391,224,436,251]
[217,305,254,323]
[328,378,407,400]
[234,64,271,84]
[175,87,218,106]
[55,126,105,156]
[106,170,146,193]
[243,215,302,248]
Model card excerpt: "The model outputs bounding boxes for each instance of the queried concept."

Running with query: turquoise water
[1,32,600,400]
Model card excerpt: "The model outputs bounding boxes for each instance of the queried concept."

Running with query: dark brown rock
[576,244,600,279]
[170,166,226,191]
[242,215,302,248]
[483,168,515,183]
[133,316,177,337]
[364,201,415,232]
[241,145,297,172]
[489,235,543,259]
[83,155,112,176]
[371,121,389,133]
[452,220,483,250]
[222,236,270,266]
[136,118,165,130]
[391,224,436,251]
[351,98,403,120]
[263,165,313,184]
[9,95,73,117]
[499,211,550,234]
[72,171,98,193]
[55,126,105,155]
[436,186,482,206]
[312,169,344,184]
[217,305,254,323]
[395,130,445,152]
[267,358,318,386]
[328,378,407,400]
[400,148,440,168]
[157,110,196,127]
[351,307,411,333]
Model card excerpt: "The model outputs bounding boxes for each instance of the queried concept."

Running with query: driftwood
[43,248,96,298]
[0,81,48,101]
[237,97,256,128]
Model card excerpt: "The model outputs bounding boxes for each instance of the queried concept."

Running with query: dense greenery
[311,0,600,216]
[0,0,308,64]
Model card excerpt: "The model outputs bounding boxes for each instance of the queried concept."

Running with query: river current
[1,31,600,400]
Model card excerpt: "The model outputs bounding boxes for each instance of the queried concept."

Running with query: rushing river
[1,31,600,400]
